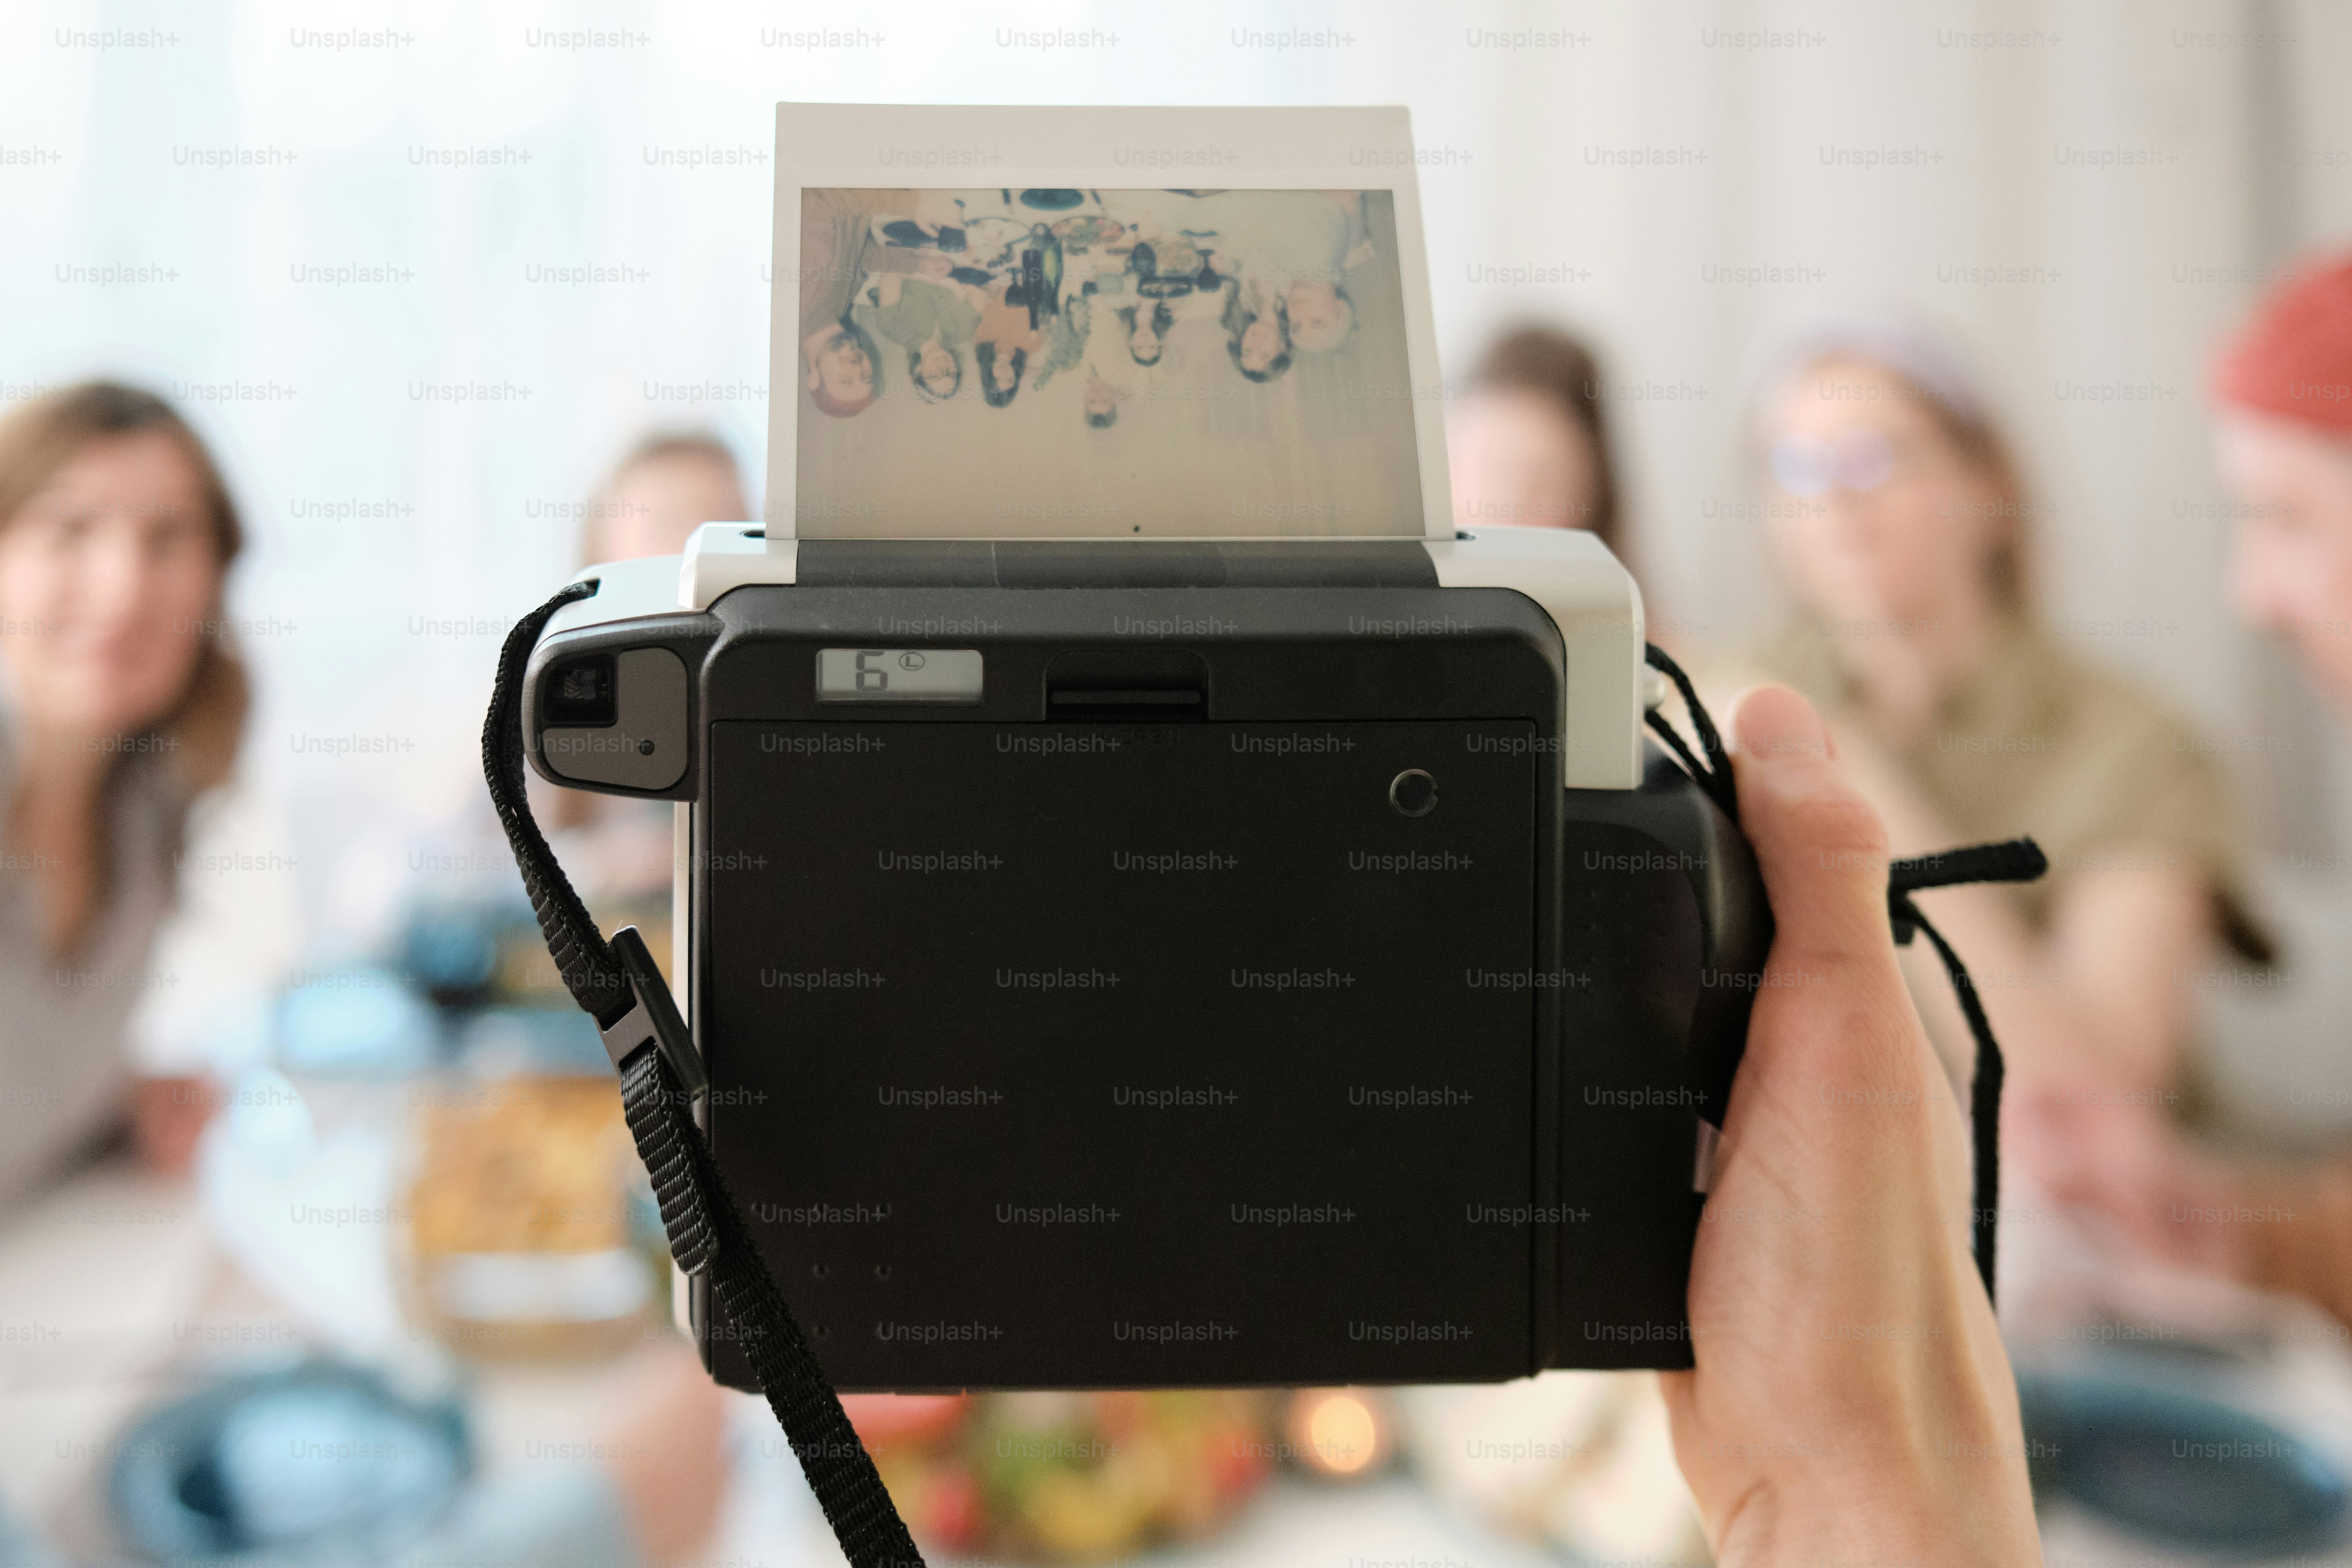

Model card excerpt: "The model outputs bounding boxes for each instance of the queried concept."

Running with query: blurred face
[2220,412,2352,709]
[1239,316,1281,373]
[1126,315,1162,362]
[1084,377,1116,418]
[1286,281,1350,351]
[1764,358,2008,627]
[603,452,750,562]
[809,331,872,404]
[1448,388,1597,530]
[0,430,222,742]
[917,343,956,391]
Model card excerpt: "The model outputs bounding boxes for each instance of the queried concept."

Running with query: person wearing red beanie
[2021,250,2352,1328]
[2215,254,2352,706]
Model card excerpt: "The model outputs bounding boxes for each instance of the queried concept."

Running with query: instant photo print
[776,103,1450,539]
[519,104,1777,1392]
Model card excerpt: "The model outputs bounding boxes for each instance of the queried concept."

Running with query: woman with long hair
[1448,324,1625,557]
[974,341,1028,409]
[1221,280,1292,383]
[0,381,249,1206]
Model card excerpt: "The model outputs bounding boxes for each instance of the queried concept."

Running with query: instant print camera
[519,106,1771,1391]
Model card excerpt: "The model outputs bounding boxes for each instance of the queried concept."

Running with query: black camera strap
[1645,644,2045,1300]
[484,580,928,1568]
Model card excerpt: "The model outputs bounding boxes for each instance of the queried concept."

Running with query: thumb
[1726,684,1896,977]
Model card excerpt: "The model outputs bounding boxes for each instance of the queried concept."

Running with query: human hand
[1816,716,1952,860]
[2008,1079,2248,1277]
[132,1075,212,1177]
[603,1339,729,1562]
[1659,686,2041,1567]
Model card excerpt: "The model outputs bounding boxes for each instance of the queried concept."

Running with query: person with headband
[1721,316,2265,1113]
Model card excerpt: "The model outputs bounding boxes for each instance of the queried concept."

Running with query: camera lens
[1389,769,1438,817]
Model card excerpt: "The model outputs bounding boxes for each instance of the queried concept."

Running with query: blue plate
[2020,1359,2349,1556]
[109,1360,469,1566]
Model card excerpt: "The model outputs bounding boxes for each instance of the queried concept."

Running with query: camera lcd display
[793,187,1425,538]
[814,647,984,703]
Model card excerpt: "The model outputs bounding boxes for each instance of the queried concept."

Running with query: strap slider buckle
[598,925,709,1100]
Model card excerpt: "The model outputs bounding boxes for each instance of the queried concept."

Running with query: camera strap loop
[1644,645,2044,1303]
[484,581,928,1568]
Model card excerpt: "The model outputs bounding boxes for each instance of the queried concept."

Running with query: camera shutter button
[1389,769,1438,817]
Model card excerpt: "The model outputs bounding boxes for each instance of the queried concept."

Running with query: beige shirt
[1734,614,2263,956]
[0,736,189,1211]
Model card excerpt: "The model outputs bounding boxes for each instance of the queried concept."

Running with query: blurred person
[1115,299,1174,367]
[1144,188,1368,355]
[852,271,980,404]
[583,430,749,564]
[459,428,742,1559]
[1726,315,2263,1103]
[0,390,727,1565]
[801,317,878,420]
[1286,280,1354,354]
[971,338,1029,408]
[972,273,1046,410]
[2026,254,2352,1329]
[0,382,248,1208]
[1081,369,1123,431]
[798,189,962,420]
[1222,280,1292,383]
[1037,188,1365,387]
[380,433,747,981]
[1447,325,1623,553]
[545,433,751,910]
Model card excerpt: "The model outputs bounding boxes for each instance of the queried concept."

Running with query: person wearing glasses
[1727,316,2264,1106]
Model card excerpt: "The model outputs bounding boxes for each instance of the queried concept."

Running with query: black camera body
[523,525,1769,1391]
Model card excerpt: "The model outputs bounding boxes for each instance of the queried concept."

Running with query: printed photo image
[794,187,1425,537]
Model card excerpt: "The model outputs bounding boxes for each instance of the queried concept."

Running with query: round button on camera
[1389,769,1438,817]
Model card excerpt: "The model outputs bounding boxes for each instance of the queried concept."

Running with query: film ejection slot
[814,648,984,704]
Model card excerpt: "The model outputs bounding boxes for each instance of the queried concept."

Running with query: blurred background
[10,1,2352,1565]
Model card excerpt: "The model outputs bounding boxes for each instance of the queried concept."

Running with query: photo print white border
[767,102,1451,542]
